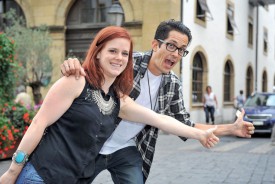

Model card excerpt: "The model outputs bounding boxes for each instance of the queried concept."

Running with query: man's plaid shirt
[130,51,194,181]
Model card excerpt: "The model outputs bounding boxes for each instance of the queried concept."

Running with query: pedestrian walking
[234,90,245,110]
[203,86,218,125]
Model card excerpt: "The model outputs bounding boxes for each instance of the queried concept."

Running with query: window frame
[263,28,268,55]
[262,70,268,92]
[248,17,253,48]
[226,3,239,40]
[192,53,204,104]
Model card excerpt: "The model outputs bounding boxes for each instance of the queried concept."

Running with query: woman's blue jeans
[15,146,143,184]
[204,105,215,124]
[16,162,45,184]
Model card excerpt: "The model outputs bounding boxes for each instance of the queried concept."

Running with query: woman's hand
[199,126,219,148]
[0,169,19,184]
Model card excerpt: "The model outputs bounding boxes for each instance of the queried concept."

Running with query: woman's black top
[30,81,120,184]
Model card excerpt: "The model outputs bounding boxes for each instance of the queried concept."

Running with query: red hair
[82,26,134,97]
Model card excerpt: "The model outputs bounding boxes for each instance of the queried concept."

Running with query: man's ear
[152,40,159,52]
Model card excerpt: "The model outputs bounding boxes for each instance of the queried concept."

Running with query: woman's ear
[96,52,101,59]
[152,40,159,52]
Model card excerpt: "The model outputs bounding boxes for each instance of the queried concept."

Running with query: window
[262,71,267,92]
[67,0,113,25]
[192,53,204,103]
[223,61,233,102]
[66,0,121,60]
[246,66,253,98]
[0,0,25,31]
[226,4,239,37]
[196,0,213,21]
[248,20,253,47]
[263,29,268,54]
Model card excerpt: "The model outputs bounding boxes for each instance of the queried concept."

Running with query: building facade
[0,0,181,93]
[1,0,275,123]
[181,0,275,123]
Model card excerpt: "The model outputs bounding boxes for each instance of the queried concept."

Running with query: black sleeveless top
[30,81,120,184]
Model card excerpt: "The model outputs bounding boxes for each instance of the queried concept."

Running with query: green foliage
[4,9,53,84]
[0,31,35,159]
[0,32,21,102]
[3,9,53,104]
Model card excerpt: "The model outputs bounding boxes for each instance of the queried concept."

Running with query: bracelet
[12,150,29,166]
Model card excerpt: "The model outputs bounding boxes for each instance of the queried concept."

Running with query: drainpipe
[181,0,184,22]
[180,0,184,79]
[255,3,259,92]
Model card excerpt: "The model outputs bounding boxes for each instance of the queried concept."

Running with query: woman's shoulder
[56,76,86,97]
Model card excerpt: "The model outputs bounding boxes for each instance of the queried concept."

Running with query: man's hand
[60,58,86,79]
[233,109,255,138]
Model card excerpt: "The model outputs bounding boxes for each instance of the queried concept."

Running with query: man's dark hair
[240,90,243,94]
[154,19,192,46]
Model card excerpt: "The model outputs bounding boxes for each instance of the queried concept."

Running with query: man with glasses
[61,20,254,184]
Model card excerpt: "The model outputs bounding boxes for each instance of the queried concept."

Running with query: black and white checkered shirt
[130,51,194,181]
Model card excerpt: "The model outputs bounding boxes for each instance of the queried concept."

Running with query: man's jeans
[16,162,45,184]
[92,146,144,184]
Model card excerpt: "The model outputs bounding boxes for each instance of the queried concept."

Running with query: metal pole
[181,0,183,22]
[179,0,184,80]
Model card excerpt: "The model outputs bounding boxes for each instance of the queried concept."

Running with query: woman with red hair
[1,26,218,184]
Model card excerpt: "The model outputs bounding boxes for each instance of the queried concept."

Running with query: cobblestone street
[2,133,273,184]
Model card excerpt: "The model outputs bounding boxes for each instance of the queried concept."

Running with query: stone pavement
[93,133,275,184]
[1,133,275,184]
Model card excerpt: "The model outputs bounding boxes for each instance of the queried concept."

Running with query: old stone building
[0,0,182,95]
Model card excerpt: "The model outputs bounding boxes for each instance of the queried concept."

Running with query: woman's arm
[119,96,219,147]
[214,94,218,107]
[0,76,85,184]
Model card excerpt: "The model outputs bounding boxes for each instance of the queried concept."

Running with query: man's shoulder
[133,51,151,59]
[167,71,181,83]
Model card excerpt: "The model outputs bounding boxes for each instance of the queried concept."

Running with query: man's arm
[166,75,254,139]
[194,109,255,138]
[60,58,86,79]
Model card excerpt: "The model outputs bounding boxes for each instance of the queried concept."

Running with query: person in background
[203,86,218,125]
[60,20,255,183]
[0,26,219,184]
[14,85,32,109]
[234,90,245,110]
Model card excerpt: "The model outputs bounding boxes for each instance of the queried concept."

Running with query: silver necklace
[90,89,116,115]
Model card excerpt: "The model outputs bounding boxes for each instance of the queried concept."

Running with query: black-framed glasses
[157,39,189,57]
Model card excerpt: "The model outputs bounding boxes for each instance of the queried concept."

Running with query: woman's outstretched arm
[119,96,219,148]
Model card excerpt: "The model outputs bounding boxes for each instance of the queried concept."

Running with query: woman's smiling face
[97,38,131,80]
